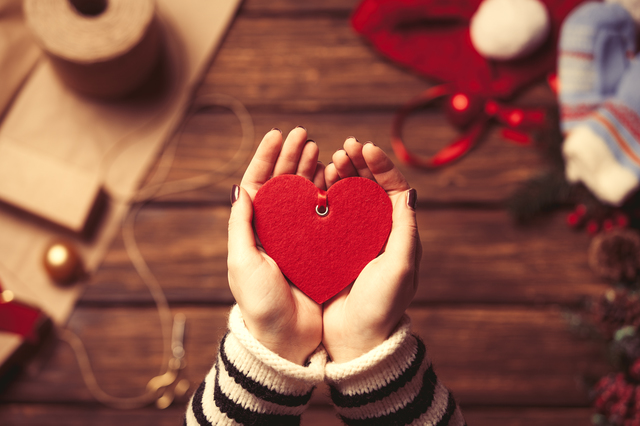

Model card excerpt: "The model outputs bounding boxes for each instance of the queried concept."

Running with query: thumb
[383,188,420,269]
[228,185,258,263]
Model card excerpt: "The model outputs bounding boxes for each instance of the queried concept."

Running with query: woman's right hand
[227,127,325,365]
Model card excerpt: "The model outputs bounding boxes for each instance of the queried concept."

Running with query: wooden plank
[147,110,550,204]
[304,407,599,426]
[460,408,596,426]
[0,404,597,426]
[1,306,610,406]
[199,14,557,112]
[0,405,190,426]
[80,206,605,305]
[418,208,605,305]
[200,16,430,112]
[240,0,359,14]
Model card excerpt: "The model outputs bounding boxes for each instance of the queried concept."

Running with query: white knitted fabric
[324,315,415,390]
[228,304,326,386]
[324,315,464,425]
[186,308,465,425]
[607,0,640,24]
[185,305,326,426]
[564,125,639,205]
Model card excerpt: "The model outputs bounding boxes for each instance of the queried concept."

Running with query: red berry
[603,219,615,232]
[587,220,600,235]
[617,214,630,228]
[576,204,588,216]
[567,212,581,227]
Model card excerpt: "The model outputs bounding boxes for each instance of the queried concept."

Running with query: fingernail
[364,141,375,146]
[271,127,282,134]
[348,136,359,142]
[407,188,417,210]
[296,125,306,131]
[231,185,240,205]
[306,139,316,144]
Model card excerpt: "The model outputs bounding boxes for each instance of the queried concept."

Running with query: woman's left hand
[322,138,422,363]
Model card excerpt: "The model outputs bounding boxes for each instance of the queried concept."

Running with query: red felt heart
[253,175,392,304]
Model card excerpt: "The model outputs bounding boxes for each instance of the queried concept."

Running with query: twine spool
[24,0,161,99]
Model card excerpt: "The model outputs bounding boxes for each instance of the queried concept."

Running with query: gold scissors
[146,313,190,409]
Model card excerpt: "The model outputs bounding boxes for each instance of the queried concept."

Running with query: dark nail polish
[306,139,316,144]
[407,188,417,210]
[231,185,240,205]
[296,125,306,131]
[271,127,282,134]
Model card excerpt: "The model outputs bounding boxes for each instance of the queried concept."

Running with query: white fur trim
[470,0,550,60]
[563,125,639,205]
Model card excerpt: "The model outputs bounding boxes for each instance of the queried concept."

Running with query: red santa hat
[352,0,587,99]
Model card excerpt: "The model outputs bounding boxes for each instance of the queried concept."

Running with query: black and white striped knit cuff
[324,315,465,426]
[185,305,326,426]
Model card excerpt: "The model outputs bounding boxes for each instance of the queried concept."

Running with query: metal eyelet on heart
[316,205,329,216]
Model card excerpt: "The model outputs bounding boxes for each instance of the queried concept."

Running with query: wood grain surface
[0,0,611,425]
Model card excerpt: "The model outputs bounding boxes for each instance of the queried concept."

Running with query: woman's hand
[322,138,422,363]
[227,127,324,365]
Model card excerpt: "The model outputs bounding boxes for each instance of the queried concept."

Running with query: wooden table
[0,1,613,424]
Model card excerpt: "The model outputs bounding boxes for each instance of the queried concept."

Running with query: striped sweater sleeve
[185,305,326,426]
[324,316,466,426]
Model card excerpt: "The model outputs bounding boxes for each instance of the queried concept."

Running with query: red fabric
[351,0,587,99]
[391,84,546,167]
[0,281,42,342]
[253,175,392,304]
[0,301,41,342]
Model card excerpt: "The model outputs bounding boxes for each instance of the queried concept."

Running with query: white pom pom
[470,0,550,61]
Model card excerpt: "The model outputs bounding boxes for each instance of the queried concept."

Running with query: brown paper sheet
[0,0,40,119]
[0,0,242,368]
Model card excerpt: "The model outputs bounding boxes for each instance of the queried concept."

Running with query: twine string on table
[4,1,256,409]
[57,92,255,409]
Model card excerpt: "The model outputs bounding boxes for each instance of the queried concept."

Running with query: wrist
[325,315,413,370]
[326,337,386,364]
[237,308,318,366]
[248,330,312,365]
[324,314,412,364]
[324,319,402,363]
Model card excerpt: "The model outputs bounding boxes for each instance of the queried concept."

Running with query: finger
[362,143,410,196]
[332,150,358,179]
[240,129,283,199]
[324,163,340,189]
[383,189,420,275]
[414,231,423,289]
[296,140,319,180]
[325,163,340,188]
[344,138,375,181]
[273,127,308,176]
[313,161,327,191]
[228,185,259,266]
